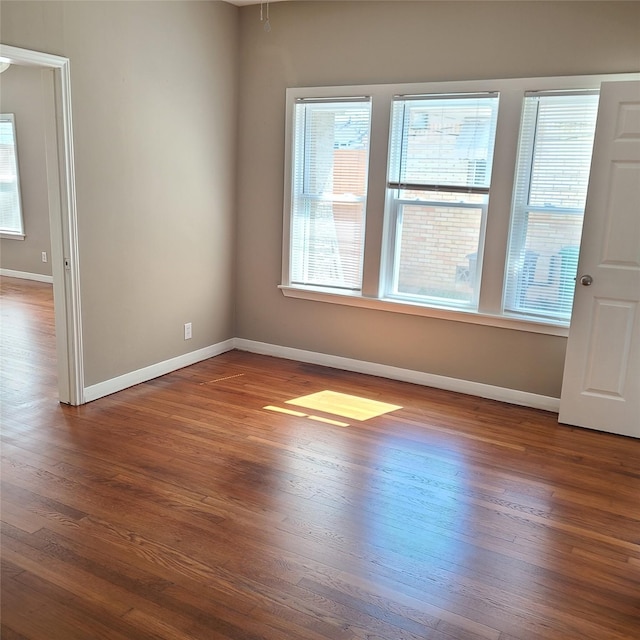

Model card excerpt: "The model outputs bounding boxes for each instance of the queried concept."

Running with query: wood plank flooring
[1,275,639,640]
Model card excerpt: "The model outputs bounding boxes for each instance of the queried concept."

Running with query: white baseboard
[1,268,53,283]
[81,335,560,412]
[83,339,235,403]
[233,338,561,413]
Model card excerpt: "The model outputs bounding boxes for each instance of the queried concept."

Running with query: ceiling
[227,0,626,5]
[228,0,288,5]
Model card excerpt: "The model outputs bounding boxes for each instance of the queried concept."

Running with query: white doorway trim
[0,43,84,405]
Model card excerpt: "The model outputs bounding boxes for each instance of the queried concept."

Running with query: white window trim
[279,283,570,335]
[281,73,639,336]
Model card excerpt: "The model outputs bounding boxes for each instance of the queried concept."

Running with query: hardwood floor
[1,275,639,640]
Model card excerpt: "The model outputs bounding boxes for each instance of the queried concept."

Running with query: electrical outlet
[184,322,192,340]
[41,251,48,263]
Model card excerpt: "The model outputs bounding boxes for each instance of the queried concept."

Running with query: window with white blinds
[282,75,635,333]
[289,98,372,290]
[385,94,499,308]
[0,114,24,237]
[504,92,600,321]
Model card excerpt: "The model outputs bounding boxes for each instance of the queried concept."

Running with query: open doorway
[0,277,58,410]
[0,44,83,405]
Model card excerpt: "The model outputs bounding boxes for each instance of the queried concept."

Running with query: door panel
[583,298,635,397]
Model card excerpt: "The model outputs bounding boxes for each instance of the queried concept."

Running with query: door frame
[0,43,84,405]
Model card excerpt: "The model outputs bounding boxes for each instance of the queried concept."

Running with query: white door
[559,80,640,438]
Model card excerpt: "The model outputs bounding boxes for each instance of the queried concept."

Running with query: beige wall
[236,1,640,398]
[2,1,638,399]
[0,65,52,277]
[1,1,240,386]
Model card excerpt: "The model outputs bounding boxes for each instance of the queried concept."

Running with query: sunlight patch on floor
[285,390,402,421]
[263,405,307,417]
[307,415,350,427]
[263,405,350,427]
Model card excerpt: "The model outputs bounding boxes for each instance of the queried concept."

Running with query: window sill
[1,232,25,240]
[279,285,570,337]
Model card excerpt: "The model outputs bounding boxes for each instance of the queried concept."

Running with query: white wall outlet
[41,251,48,263]
[184,322,192,340]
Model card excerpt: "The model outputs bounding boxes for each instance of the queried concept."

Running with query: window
[0,114,24,237]
[385,93,499,308]
[504,91,599,321]
[288,98,372,291]
[282,75,635,334]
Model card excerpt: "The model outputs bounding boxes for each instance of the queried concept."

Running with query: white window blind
[389,94,499,191]
[386,94,499,307]
[0,114,24,236]
[289,98,371,290]
[504,92,599,321]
